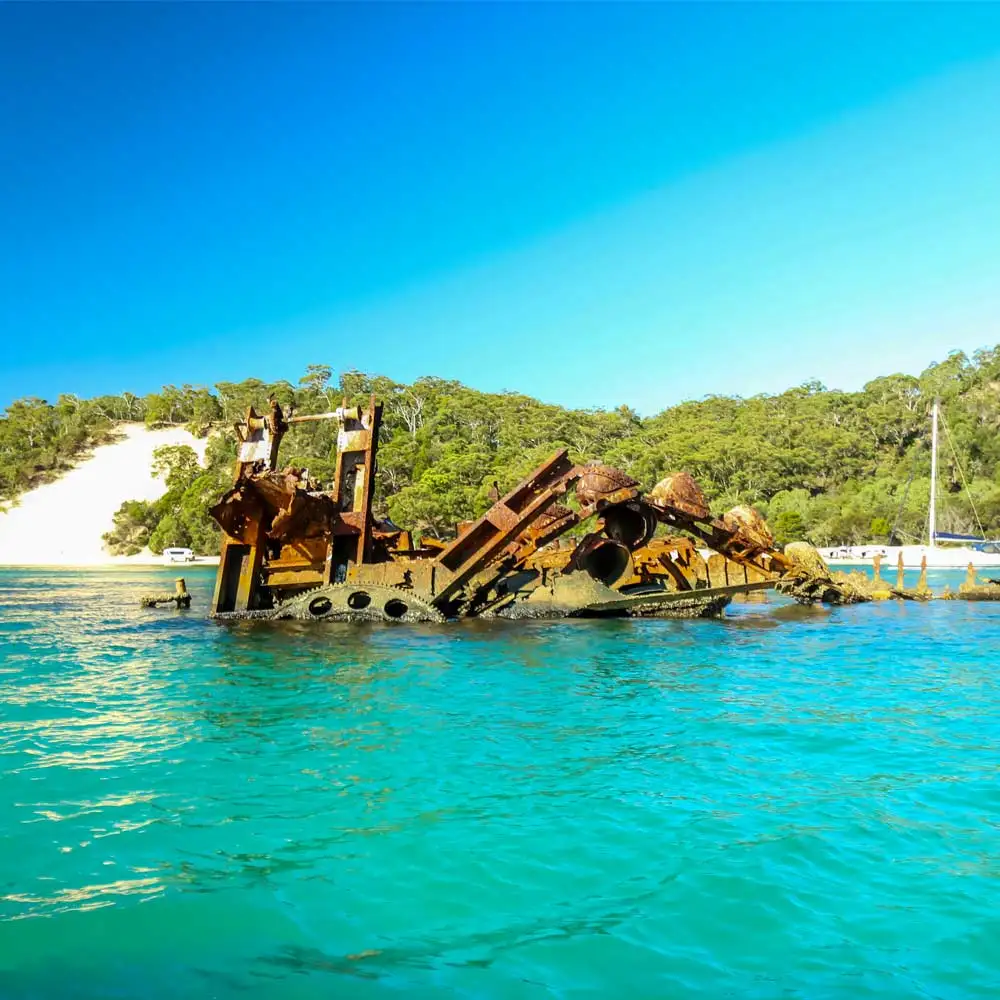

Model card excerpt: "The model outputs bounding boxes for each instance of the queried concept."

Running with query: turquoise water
[1,567,999,998]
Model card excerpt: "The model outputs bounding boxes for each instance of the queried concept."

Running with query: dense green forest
[4,349,1000,556]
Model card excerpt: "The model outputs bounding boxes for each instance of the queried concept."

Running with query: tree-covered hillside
[5,349,1000,555]
[0,394,127,504]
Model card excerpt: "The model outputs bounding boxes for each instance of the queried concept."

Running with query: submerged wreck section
[208,397,860,623]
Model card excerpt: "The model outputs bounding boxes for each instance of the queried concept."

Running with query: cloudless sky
[3,3,1000,412]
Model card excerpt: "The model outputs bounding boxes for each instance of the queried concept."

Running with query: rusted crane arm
[430,450,582,607]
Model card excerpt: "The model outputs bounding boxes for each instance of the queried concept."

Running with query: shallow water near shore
[1,567,999,998]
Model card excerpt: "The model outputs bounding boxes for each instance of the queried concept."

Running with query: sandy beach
[0,424,218,568]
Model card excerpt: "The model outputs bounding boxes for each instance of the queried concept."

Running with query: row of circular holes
[308,591,409,619]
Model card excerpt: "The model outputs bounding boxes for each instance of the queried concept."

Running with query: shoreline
[0,558,220,570]
[819,543,1000,570]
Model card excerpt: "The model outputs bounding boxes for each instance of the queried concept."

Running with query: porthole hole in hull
[308,596,333,617]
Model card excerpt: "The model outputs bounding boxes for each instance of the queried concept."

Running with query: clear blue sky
[3,3,1000,413]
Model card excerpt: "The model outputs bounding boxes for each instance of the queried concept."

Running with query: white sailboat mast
[928,398,939,547]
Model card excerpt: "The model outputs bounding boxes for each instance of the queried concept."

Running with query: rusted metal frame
[286,412,340,424]
[431,450,580,607]
[446,541,550,618]
[432,449,577,574]
[356,396,382,565]
[264,567,326,588]
[235,403,287,477]
[262,538,328,586]
[462,567,543,618]
[432,482,577,607]
[501,451,577,509]
[211,401,338,612]
[505,507,581,567]
[270,536,327,560]
[330,401,371,511]
[211,536,239,614]
[234,516,267,612]
[649,503,782,578]
[209,482,269,613]
[330,403,351,509]
[321,395,382,575]
[650,551,698,592]
[351,558,435,595]
[323,538,337,586]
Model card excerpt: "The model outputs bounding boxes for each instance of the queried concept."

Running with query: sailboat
[820,399,1000,568]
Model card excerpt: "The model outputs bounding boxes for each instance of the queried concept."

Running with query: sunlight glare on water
[1,567,998,998]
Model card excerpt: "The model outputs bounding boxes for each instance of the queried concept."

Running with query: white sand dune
[0,424,215,567]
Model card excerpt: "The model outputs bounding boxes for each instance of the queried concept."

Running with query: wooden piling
[140,577,191,609]
[896,552,905,590]
[917,555,928,595]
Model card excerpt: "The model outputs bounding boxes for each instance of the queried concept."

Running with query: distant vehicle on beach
[163,547,195,564]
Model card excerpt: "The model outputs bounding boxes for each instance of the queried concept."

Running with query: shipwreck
[207,397,861,623]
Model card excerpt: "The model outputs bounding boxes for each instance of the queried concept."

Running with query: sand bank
[0,424,218,568]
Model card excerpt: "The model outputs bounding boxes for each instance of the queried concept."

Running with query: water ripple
[1,568,999,998]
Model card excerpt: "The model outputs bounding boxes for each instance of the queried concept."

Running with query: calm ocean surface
[1,566,998,999]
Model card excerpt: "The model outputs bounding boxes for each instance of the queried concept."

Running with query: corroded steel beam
[430,449,579,608]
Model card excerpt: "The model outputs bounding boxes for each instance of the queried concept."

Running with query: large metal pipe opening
[580,540,631,586]
[602,503,657,550]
